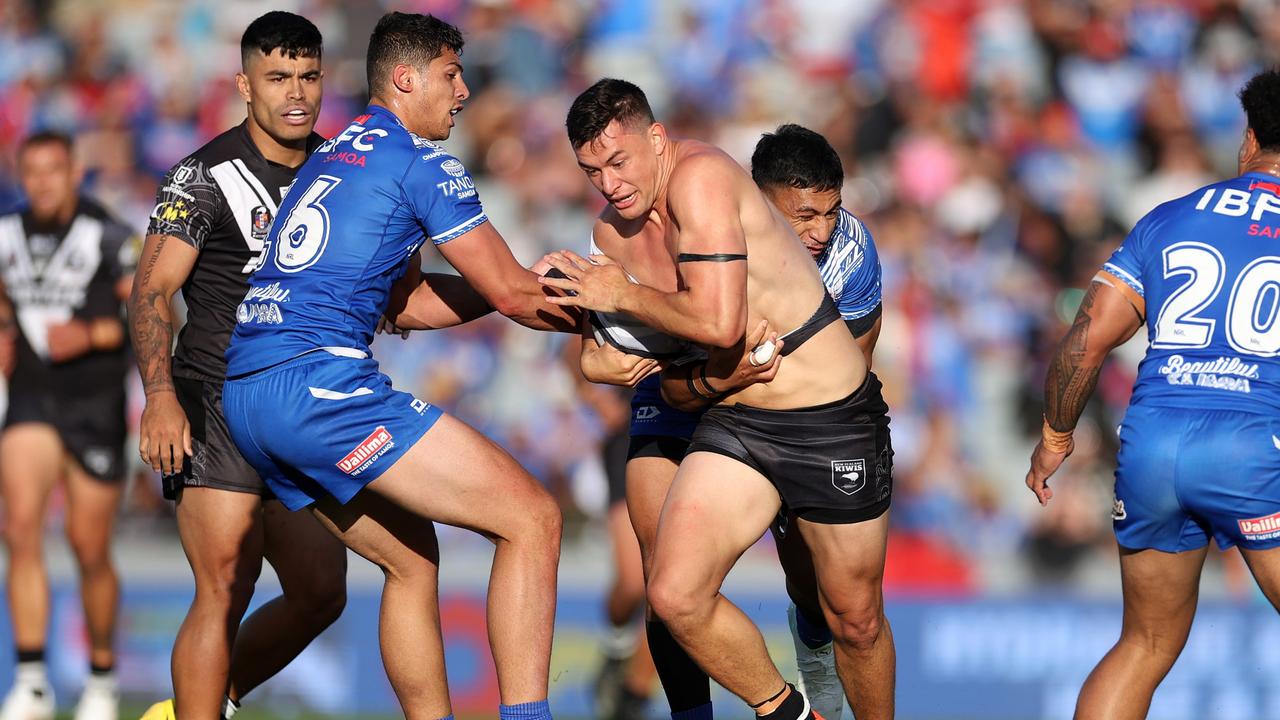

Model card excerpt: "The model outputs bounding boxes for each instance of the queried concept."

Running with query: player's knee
[828,604,884,652]
[2,513,44,557]
[646,572,706,630]
[193,554,262,612]
[65,526,111,574]
[510,487,563,548]
[293,567,347,631]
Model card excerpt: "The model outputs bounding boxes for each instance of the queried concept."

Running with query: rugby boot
[0,682,54,720]
[72,675,118,720]
[788,603,842,720]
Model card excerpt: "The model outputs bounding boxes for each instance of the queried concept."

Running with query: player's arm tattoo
[1043,282,1102,433]
[129,236,177,395]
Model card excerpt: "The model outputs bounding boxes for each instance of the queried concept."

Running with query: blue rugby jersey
[818,208,881,320]
[1102,172,1280,413]
[226,105,487,376]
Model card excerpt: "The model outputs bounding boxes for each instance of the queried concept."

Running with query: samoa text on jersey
[1103,172,1280,413]
[225,105,487,376]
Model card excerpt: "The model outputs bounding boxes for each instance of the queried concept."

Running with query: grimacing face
[574,119,663,221]
[415,48,469,141]
[239,48,323,145]
[18,141,78,223]
[763,185,843,259]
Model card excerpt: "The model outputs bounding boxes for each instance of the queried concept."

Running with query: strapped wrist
[1041,417,1073,453]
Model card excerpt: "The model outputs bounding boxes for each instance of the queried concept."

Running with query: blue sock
[672,702,713,720]
[434,716,454,720]
[795,606,833,649]
[500,700,551,720]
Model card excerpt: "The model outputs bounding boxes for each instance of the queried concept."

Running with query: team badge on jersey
[832,459,867,495]
[251,206,272,240]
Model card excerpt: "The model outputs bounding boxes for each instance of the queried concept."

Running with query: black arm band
[698,363,725,397]
[686,369,715,401]
[845,303,882,338]
[677,253,748,263]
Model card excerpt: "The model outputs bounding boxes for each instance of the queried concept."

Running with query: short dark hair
[750,124,843,193]
[19,130,73,159]
[240,11,322,68]
[566,79,656,150]
[1241,69,1280,152]
[366,12,464,97]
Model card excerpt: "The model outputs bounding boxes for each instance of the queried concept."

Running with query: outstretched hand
[538,250,632,313]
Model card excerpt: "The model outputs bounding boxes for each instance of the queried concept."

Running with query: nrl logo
[831,459,866,496]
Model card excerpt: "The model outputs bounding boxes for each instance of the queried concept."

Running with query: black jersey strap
[677,252,747,263]
[779,293,841,357]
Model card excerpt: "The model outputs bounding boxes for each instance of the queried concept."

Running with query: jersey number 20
[1153,241,1280,357]
[271,175,340,273]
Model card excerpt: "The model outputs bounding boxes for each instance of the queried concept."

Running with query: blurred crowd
[0,0,1269,595]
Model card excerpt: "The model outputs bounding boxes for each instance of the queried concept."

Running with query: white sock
[83,672,117,695]
[14,661,49,689]
[222,696,240,719]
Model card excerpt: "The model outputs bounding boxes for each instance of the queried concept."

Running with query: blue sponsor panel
[4,588,1280,718]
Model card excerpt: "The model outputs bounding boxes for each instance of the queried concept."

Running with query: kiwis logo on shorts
[831,459,867,496]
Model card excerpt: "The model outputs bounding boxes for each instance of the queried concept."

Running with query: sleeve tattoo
[1044,282,1102,433]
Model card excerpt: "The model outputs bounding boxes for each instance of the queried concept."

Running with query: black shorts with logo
[686,372,893,524]
[164,376,269,499]
[4,383,126,482]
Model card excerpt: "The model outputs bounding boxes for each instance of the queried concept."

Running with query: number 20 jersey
[1102,171,1280,413]
[226,105,487,377]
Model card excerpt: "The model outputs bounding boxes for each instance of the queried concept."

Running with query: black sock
[16,648,44,664]
[645,619,711,713]
[757,685,809,720]
[89,661,114,676]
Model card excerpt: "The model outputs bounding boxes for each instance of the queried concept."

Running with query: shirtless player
[541,79,895,720]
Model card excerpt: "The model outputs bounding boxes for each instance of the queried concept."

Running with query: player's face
[764,185,842,259]
[238,48,323,145]
[17,141,78,222]
[574,120,663,221]
[415,48,469,141]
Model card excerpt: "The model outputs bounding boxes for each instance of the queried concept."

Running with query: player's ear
[649,122,667,155]
[392,64,415,94]
[235,72,252,104]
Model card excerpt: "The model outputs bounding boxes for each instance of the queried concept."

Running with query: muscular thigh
[796,510,889,613]
[263,499,347,589]
[651,451,781,591]
[310,491,439,580]
[625,452,681,562]
[1,423,65,522]
[175,487,265,579]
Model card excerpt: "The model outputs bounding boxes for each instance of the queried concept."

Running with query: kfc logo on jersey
[831,459,867,495]
[317,121,388,154]
[1239,512,1280,541]
[337,426,395,476]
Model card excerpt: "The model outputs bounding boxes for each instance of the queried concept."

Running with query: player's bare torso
[593,140,866,409]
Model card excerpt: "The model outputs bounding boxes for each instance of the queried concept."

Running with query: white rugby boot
[0,681,55,720]
[788,602,843,720]
[72,674,117,720]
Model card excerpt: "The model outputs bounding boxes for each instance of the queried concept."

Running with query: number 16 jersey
[226,105,486,377]
[1102,171,1280,413]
